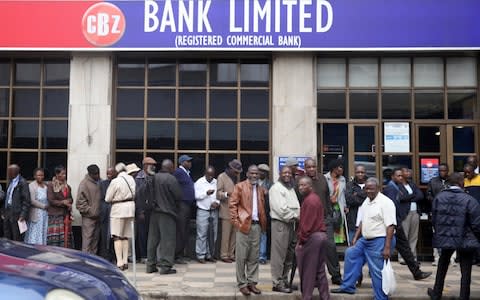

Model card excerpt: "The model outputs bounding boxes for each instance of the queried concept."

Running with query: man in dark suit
[1,164,30,241]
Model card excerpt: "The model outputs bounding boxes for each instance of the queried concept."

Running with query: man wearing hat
[173,154,195,264]
[135,157,157,263]
[258,163,272,264]
[285,157,305,180]
[217,159,243,263]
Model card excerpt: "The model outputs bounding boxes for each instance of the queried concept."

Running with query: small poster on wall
[384,122,410,153]
[421,158,439,184]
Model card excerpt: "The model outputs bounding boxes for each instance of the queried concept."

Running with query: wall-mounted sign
[0,0,479,50]
[278,156,310,175]
[420,158,439,184]
[384,122,410,153]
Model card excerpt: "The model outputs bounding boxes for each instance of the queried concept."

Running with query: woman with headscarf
[47,165,73,247]
[25,168,49,245]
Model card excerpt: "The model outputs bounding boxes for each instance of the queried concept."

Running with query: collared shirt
[357,192,396,239]
[252,184,259,221]
[194,176,219,210]
[6,175,20,206]
[180,165,190,176]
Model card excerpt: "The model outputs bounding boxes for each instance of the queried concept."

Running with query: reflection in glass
[147,121,175,149]
[453,126,475,153]
[453,156,472,172]
[0,61,10,85]
[382,155,412,184]
[414,57,443,87]
[115,152,144,167]
[148,61,176,86]
[42,121,68,149]
[415,91,444,119]
[148,89,175,118]
[448,91,476,119]
[179,63,207,86]
[322,123,348,174]
[178,121,206,150]
[0,152,6,179]
[42,152,67,179]
[10,152,37,180]
[117,60,145,86]
[209,153,237,174]
[381,58,410,87]
[239,153,269,180]
[210,90,237,118]
[240,122,269,150]
[418,127,440,153]
[210,121,237,150]
[317,58,346,88]
[13,89,40,117]
[179,90,206,118]
[349,58,377,88]
[382,91,411,119]
[0,89,9,117]
[240,63,269,87]
[44,61,70,86]
[0,120,8,148]
[354,155,377,178]
[43,89,69,117]
[210,62,237,86]
[317,91,346,119]
[241,90,269,119]
[116,120,144,149]
[116,89,144,118]
[350,91,378,119]
[446,57,476,87]
[354,127,375,152]
[15,61,41,85]
[12,120,38,148]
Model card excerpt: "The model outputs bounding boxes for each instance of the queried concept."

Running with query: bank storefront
[1,1,478,255]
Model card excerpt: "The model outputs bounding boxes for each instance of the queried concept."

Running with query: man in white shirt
[331,177,396,300]
[194,166,220,263]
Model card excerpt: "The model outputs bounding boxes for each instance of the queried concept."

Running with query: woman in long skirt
[25,168,49,245]
[47,166,73,248]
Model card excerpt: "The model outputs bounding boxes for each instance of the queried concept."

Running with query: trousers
[235,223,261,288]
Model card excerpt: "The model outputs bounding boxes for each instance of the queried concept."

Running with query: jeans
[195,208,218,259]
[340,236,396,300]
[259,232,267,261]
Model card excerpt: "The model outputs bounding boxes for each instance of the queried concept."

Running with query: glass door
[448,125,478,172]
[416,125,446,185]
[349,124,381,181]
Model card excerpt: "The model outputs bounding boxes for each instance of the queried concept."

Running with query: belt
[251,220,260,225]
[198,207,212,211]
[113,199,133,204]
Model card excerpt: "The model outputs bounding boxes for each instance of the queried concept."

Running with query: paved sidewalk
[124,260,480,300]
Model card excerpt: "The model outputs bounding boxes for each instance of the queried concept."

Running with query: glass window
[209,153,238,174]
[241,90,269,119]
[381,58,410,87]
[179,63,207,86]
[0,60,10,85]
[14,60,41,86]
[453,156,471,172]
[317,91,346,119]
[13,89,40,117]
[0,120,8,148]
[178,121,206,150]
[43,89,69,117]
[382,155,412,184]
[448,90,476,119]
[210,62,237,86]
[188,154,206,180]
[148,60,176,86]
[0,152,6,179]
[240,122,269,150]
[382,91,411,119]
[44,61,70,86]
[147,121,175,149]
[115,152,144,167]
[0,89,9,117]
[116,120,144,149]
[240,62,269,87]
[239,153,269,179]
[147,89,175,118]
[414,57,443,87]
[12,120,38,148]
[10,152,37,180]
[322,123,348,174]
[354,126,375,152]
[317,58,346,88]
[446,57,476,87]
[453,126,475,153]
[178,90,206,118]
[415,91,444,119]
[210,121,237,150]
[349,58,378,88]
[210,90,237,118]
[116,89,144,118]
[418,126,440,153]
[41,152,67,179]
[350,91,378,119]
[42,121,68,149]
[117,60,145,86]
[354,155,377,178]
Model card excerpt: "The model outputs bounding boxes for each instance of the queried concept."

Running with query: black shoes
[175,258,187,265]
[160,267,177,275]
[427,288,441,300]
[331,288,355,295]
[414,271,432,280]
[331,277,342,285]
[146,266,158,273]
[272,285,292,293]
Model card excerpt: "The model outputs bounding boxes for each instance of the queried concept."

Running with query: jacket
[47,182,73,216]
[269,181,300,223]
[432,187,480,250]
[135,170,151,215]
[76,174,102,219]
[105,172,136,218]
[28,181,48,222]
[1,176,30,220]
[229,180,267,235]
[216,171,236,220]
[149,171,183,217]
[383,180,417,223]
[173,167,195,204]
[426,176,448,202]
[345,178,367,232]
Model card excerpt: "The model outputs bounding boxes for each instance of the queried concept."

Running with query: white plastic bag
[382,259,396,295]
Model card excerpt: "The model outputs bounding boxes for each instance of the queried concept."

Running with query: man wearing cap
[76,164,102,254]
[135,157,157,263]
[173,154,195,264]
[217,159,243,263]
[258,163,272,264]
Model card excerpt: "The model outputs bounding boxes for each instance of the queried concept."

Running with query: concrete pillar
[68,54,113,225]
[271,53,317,178]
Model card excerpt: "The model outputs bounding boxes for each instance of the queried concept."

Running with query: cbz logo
[82,2,126,47]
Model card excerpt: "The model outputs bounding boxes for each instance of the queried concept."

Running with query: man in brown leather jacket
[229,165,267,296]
